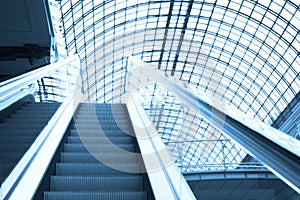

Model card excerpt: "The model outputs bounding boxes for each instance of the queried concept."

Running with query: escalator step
[73,125,132,131]
[75,117,130,122]
[0,136,36,143]
[69,130,134,137]
[0,123,49,128]
[42,104,150,200]
[0,152,25,160]
[72,122,131,127]
[0,144,30,151]
[50,176,143,191]
[80,103,126,107]
[75,119,130,123]
[3,118,51,124]
[60,152,139,163]
[8,114,55,118]
[21,102,61,107]
[12,110,57,115]
[0,129,42,135]
[55,163,142,176]
[44,191,147,200]
[76,108,127,111]
[67,136,133,144]
[63,144,135,152]
[0,102,60,184]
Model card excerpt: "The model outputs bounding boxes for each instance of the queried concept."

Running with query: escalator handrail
[0,55,80,111]
[126,95,197,200]
[127,57,300,194]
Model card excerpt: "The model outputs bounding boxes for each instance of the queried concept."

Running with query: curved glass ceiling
[52,0,299,172]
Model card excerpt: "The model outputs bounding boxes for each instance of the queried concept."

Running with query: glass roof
[32,56,79,102]
[49,0,299,172]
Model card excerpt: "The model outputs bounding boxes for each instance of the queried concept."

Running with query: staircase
[43,103,153,200]
[0,102,61,183]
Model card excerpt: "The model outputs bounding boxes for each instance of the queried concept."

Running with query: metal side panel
[126,96,196,200]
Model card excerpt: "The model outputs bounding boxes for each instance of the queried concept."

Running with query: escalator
[43,103,154,200]
[1,99,192,199]
[0,100,60,183]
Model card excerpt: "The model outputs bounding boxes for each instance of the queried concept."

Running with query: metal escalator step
[76,114,128,118]
[78,106,127,109]
[76,112,127,116]
[0,129,41,135]
[21,102,61,107]
[0,123,48,128]
[0,144,29,151]
[80,104,126,109]
[63,144,135,152]
[1,153,28,162]
[76,111,127,115]
[77,108,126,112]
[72,122,131,126]
[3,118,50,124]
[0,136,36,143]
[42,104,150,200]
[1,122,48,127]
[80,103,126,107]
[12,109,57,115]
[69,129,130,133]
[0,164,15,179]
[50,176,143,191]
[75,119,130,123]
[67,136,133,144]
[17,108,60,113]
[55,163,142,176]
[73,125,132,131]
[0,102,61,183]
[44,191,147,200]
[60,152,139,163]
[8,113,55,119]
[69,130,134,137]
[71,128,133,134]
[16,104,59,109]
[75,116,130,121]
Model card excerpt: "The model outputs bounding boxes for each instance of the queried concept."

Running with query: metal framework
[51,0,300,173]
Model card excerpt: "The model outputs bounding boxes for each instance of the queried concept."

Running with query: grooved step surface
[60,152,139,163]
[8,114,56,118]
[55,163,142,176]
[0,102,61,182]
[50,176,144,191]
[44,191,147,200]
[44,104,150,200]
[67,136,133,144]
[63,143,135,152]
[70,129,134,134]
[0,123,50,128]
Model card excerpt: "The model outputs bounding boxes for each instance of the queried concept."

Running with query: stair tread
[43,104,150,200]
[56,163,143,175]
[63,144,135,152]
[44,191,147,200]
[60,152,140,163]
[0,102,60,184]
[67,136,133,144]
[50,176,144,191]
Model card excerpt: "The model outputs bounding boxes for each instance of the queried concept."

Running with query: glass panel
[53,0,300,172]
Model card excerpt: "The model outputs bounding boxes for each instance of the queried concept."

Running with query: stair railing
[126,95,196,200]
[0,55,79,111]
[126,56,300,194]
